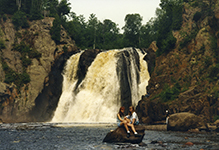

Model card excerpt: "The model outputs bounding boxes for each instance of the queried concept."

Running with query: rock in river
[103,125,145,144]
[167,112,204,131]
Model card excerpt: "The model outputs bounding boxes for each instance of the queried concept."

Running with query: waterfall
[51,48,150,123]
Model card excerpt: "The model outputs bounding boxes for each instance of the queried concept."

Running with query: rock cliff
[0,17,79,123]
[137,1,219,124]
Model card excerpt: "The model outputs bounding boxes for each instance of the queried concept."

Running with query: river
[0,123,218,150]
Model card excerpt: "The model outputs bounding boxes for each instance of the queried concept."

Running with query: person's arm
[131,112,137,124]
[132,118,136,125]
[117,114,123,121]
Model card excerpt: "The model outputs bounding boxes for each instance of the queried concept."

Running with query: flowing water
[0,123,219,150]
[52,48,149,123]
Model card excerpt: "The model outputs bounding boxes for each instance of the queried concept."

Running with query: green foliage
[179,29,198,49]
[63,45,68,53]
[50,14,61,44]
[28,49,41,60]
[57,0,71,17]
[123,13,142,47]
[2,14,7,22]
[66,12,122,50]
[159,82,181,102]
[2,61,30,89]
[172,2,183,30]
[211,86,219,99]
[21,55,32,68]
[156,0,183,56]
[200,45,205,54]
[156,32,176,56]
[20,72,30,84]
[28,0,44,20]
[30,9,43,21]
[210,36,218,59]
[0,39,5,50]
[0,0,17,15]
[12,11,29,30]
[191,2,199,7]
[0,29,5,50]
[213,115,219,122]
[208,64,219,81]
[204,56,212,68]
[193,12,202,22]
[12,42,41,66]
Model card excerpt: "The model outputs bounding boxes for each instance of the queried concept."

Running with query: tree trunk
[16,0,22,10]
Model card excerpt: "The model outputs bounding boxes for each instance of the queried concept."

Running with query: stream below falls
[0,123,219,150]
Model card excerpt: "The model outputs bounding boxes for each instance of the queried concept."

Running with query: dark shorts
[117,122,121,127]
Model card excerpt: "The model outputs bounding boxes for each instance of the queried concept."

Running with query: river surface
[0,123,218,150]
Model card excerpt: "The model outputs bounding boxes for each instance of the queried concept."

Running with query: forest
[0,0,185,55]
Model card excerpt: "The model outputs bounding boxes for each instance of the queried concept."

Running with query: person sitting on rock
[117,106,139,138]
[125,106,141,137]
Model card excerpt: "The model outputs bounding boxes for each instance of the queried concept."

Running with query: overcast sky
[68,0,161,31]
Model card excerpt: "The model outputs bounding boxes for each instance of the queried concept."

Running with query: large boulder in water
[167,112,204,131]
[103,125,145,144]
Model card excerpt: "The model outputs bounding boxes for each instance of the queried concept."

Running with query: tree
[57,0,71,17]
[50,14,61,44]
[12,11,29,30]
[16,0,22,11]
[29,0,43,20]
[139,17,158,48]
[123,14,142,47]
[102,19,121,49]
[0,0,17,15]
[155,0,183,56]
[87,13,98,49]
[66,13,87,49]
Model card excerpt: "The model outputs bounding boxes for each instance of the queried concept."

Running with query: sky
[68,0,161,31]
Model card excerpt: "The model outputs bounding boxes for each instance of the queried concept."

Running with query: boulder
[167,112,204,131]
[103,125,145,144]
[136,99,168,124]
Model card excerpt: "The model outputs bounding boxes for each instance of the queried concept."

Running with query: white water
[52,48,150,123]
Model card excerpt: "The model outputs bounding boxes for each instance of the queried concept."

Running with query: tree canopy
[0,0,184,52]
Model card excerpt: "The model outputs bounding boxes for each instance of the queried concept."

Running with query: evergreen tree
[50,14,61,44]
[123,13,142,47]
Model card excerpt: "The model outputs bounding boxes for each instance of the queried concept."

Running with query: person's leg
[122,121,129,132]
[121,121,130,138]
[127,123,137,133]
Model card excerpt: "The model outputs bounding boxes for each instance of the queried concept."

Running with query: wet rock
[167,112,204,131]
[142,42,156,74]
[136,99,168,124]
[185,142,194,146]
[103,125,145,144]
[214,119,219,127]
[138,142,147,146]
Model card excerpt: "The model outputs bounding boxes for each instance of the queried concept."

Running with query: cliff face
[0,17,79,123]
[137,1,219,124]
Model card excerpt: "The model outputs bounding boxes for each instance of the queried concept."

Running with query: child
[117,106,130,137]
[126,106,140,136]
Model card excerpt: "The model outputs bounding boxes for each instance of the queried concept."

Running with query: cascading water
[51,48,149,123]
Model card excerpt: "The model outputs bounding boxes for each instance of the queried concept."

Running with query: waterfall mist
[51,48,149,123]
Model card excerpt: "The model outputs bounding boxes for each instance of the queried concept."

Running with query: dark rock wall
[30,48,79,122]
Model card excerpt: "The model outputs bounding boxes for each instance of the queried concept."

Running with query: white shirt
[127,112,139,123]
